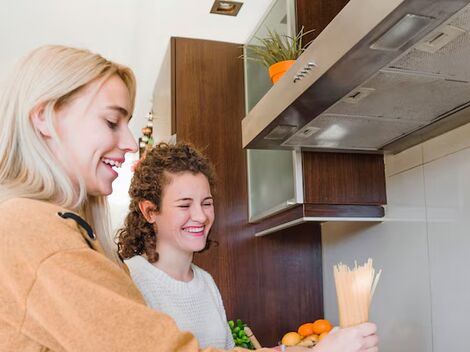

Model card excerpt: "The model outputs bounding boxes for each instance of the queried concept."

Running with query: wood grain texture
[172,37,323,346]
[253,205,304,234]
[302,152,386,205]
[296,0,350,44]
[304,204,384,217]
[255,204,384,235]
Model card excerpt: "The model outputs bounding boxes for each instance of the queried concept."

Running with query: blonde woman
[0,45,378,352]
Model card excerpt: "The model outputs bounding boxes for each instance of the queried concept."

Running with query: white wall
[0,0,273,231]
[321,121,470,352]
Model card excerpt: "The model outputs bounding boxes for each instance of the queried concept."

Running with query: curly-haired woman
[117,142,235,349]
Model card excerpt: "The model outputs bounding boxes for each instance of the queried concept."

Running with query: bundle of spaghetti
[333,258,381,328]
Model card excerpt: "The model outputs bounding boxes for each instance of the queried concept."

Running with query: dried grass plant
[244,26,314,67]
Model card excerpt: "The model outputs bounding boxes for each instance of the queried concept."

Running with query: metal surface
[242,0,470,153]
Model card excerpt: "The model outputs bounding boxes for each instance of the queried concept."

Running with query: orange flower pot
[268,60,296,84]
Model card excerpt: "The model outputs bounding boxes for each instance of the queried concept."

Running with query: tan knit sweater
[0,198,263,352]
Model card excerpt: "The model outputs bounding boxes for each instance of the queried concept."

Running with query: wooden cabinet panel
[296,0,350,44]
[303,152,386,204]
[172,37,323,346]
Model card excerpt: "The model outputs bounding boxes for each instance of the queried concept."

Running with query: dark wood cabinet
[171,37,323,346]
[254,151,386,235]
[296,0,350,44]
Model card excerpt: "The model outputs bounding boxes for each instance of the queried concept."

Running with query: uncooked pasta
[333,258,381,328]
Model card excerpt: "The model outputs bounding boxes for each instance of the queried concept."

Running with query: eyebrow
[174,196,214,202]
[106,105,130,118]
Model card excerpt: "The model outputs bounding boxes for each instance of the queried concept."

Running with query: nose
[191,204,208,223]
[119,124,138,153]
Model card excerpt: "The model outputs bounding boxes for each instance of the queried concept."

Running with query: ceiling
[0,0,274,139]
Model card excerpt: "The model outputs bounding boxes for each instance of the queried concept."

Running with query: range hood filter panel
[448,3,470,32]
[325,71,470,123]
[282,114,421,150]
[390,31,470,79]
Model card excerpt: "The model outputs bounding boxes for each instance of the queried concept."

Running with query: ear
[30,103,51,137]
[138,200,158,223]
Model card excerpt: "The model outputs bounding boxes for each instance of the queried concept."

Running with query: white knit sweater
[125,255,235,349]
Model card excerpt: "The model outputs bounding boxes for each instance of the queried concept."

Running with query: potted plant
[245,26,314,84]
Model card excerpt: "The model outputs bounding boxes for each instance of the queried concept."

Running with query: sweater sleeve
[21,247,239,352]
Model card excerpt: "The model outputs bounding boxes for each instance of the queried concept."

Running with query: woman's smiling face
[154,171,215,255]
[51,75,138,196]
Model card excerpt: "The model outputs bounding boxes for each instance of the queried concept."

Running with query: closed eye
[106,120,118,130]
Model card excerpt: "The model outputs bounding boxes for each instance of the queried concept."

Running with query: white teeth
[102,158,122,168]
[185,227,204,233]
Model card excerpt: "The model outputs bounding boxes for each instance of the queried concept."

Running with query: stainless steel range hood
[242,0,470,153]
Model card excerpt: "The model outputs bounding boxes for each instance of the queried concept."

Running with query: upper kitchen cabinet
[295,0,350,43]
[252,150,386,236]
[244,0,349,113]
[242,0,470,153]
[245,0,386,230]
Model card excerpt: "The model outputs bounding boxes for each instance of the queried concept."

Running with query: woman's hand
[271,346,314,351]
[313,322,378,352]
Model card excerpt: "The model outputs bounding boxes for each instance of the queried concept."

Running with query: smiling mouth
[183,226,205,237]
[101,158,123,169]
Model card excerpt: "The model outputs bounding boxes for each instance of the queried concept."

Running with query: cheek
[207,209,215,225]
[173,211,191,227]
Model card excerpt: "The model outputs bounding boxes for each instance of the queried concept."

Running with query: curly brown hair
[116,142,217,263]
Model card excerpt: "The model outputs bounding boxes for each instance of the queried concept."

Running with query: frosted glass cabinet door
[244,0,295,112]
[247,149,303,222]
[244,0,299,222]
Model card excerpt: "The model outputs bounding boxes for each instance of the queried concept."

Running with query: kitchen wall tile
[422,121,470,164]
[322,166,431,352]
[385,166,427,221]
[384,144,423,177]
[423,147,470,352]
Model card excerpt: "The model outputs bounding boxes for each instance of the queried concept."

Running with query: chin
[88,186,113,197]
[189,242,207,253]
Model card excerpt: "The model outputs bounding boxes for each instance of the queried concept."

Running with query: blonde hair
[0,45,137,263]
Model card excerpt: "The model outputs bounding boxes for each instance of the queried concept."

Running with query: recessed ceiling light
[210,0,243,16]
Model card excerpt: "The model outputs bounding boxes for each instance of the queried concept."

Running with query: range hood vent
[242,0,470,153]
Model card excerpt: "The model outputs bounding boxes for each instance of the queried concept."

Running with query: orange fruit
[281,332,302,346]
[312,319,333,335]
[319,331,329,340]
[305,334,320,343]
[297,322,315,337]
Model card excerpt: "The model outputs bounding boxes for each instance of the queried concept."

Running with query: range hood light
[316,124,347,141]
[263,124,298,140]
[370,13,434,51]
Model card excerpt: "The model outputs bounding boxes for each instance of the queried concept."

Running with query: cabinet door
[247,149,303,222]
[296,0,350,43]
[171,37,245,139]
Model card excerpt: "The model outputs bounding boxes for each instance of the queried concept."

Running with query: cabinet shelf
[253,203,384,236]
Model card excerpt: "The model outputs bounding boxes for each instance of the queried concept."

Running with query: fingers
[362,334,379,349]
[356,322,377,336]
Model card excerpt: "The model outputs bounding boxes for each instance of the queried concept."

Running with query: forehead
[67,75,131,117]
[163,172,211,196]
